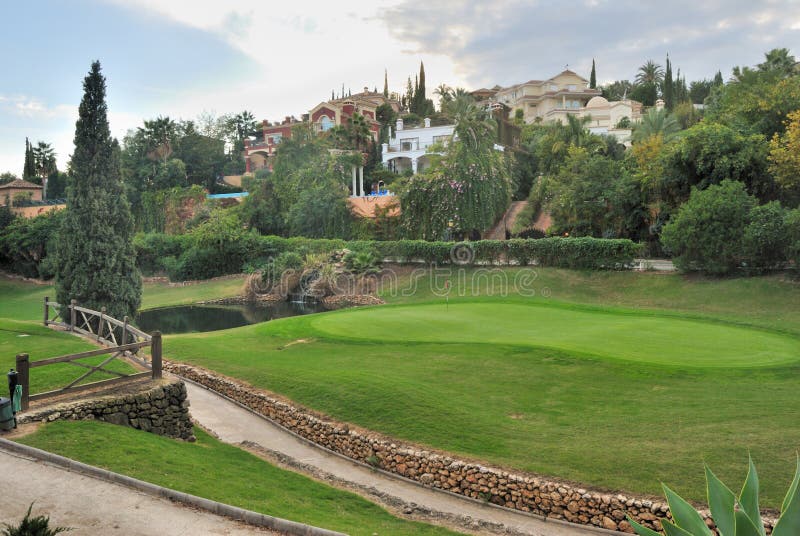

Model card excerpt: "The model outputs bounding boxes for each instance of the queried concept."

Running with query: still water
[135,301,326,335]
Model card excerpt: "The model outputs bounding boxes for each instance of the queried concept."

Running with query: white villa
[381,117,454,174]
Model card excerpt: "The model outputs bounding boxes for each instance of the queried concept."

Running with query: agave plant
[629,456,800,536]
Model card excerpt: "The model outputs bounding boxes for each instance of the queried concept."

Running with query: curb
[0,438,347,536]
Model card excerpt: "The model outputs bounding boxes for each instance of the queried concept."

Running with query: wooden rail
[15,299,162,411]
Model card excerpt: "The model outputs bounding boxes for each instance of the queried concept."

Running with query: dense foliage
[54,61,142,320]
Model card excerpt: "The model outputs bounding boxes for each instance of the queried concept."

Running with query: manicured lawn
[18,421,462,536]
[166,295,800,507]
[140,276,247,310]
[312,301,799,368]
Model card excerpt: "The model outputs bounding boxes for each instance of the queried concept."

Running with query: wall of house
[10,204,65,218]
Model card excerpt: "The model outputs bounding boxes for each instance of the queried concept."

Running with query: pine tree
[589,59,597,89]
[383,69,389,98]
[714,70,724,86]
[663,55,674,110]
[55,61,141,320]
[22,138,36,181]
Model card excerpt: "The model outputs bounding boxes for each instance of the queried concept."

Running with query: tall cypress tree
[55,61,141,320]
[383,69,389,98]
[405,76,414,112]
[663,55,674,110]
[22,138,36,180]
[415,62,428,114]
[589,59,597,89]
[714,70,724,86]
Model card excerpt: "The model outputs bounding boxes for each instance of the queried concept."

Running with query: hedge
[133,232,642,280]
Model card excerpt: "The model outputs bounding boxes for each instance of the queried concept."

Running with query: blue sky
[1,0,798,174]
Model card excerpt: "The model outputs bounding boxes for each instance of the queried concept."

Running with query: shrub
[629,456,800,536]
[661,180,756,275]
[787,208,800,273]
[2,503,71,536]
[742,201,789,273]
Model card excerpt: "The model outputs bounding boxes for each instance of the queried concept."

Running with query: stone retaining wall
[167,363,775,534]
[20,380,195,441]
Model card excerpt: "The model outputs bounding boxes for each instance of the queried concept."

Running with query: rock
[602,516,618,530]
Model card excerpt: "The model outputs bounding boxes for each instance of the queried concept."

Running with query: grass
[163,269,800,508]
[140,276,247,310]
[18,421,462,536]
[4,269,800,508]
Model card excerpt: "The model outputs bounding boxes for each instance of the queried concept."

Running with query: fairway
[311,302,800,367]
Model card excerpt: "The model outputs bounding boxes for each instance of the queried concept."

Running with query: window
[400,138,419,151]
[272,133,283,145]
[568,84,577,91]
[320,116,334,132]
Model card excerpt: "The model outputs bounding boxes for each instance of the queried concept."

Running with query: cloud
[0,95,73,120]
[381,0,800,87]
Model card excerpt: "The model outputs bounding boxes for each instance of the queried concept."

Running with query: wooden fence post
[69,299,76,332]
[98,307,105,342]
[121,316,129,347]
[151,332,162,380]
[43,296,49,326]
[15,354,29,411]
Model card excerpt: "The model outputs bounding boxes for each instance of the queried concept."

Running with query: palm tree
[32,141,57,179]
[140,116,177,163]
[632,108,680,143]
[758,47,797,76]
[446,95,496,150]
[434,84,453,111]
[347,113,372,151]
[635,60,664,86]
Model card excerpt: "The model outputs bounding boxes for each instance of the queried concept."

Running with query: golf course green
[311,302,800,367]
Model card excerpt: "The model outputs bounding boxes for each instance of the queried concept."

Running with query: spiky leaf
[661,519,695,536]
[772,456,800,536]
[734,510,762,536]
[705,465,736,536]
[663,484,713,535]
[627,516,662,536]
[739,455,764,534]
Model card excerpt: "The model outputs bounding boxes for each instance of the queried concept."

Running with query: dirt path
[483,201,529,240]
[185,382,613,536]
[0,449,275,535]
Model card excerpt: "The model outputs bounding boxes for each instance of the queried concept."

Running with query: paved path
[186,382,613,536]
[0,449,274,536]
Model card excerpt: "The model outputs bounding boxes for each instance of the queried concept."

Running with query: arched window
[320,116,334,132]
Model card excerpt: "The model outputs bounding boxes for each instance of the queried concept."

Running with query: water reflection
[135,301,326,334]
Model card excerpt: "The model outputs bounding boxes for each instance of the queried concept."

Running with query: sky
[1,0,798,174]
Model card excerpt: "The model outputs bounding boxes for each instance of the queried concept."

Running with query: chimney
[396,118,403,131]
[424,117,431,128]
[284,116,291,124]
[364,86,369,93]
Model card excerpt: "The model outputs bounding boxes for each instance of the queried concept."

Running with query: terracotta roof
[0,179,42,190]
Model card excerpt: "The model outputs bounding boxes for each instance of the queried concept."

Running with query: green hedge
[134,232,641,280]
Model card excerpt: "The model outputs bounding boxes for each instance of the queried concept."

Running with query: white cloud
[0,95,73,120]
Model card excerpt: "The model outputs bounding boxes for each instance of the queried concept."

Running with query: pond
[135,301,327,335]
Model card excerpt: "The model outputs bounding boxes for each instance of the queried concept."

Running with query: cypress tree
[22,138,36,180]
[55,61,141,320]
[416,61,427,113]
[714,70,724,86]
[383,69,389,98]
[663,55,674,110]
[589,59,597,89]
[406,77,414,111]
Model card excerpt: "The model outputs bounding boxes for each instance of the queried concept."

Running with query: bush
[787,208,800,273]
[661,180,756,275]
[2,503,70,536]
[0,210,64,279]
[742,201,789,273]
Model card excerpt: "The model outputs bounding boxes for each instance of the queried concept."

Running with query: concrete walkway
[185,382,615,536]
[0,448,274,536]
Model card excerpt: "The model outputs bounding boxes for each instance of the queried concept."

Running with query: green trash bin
[0,397,14,431]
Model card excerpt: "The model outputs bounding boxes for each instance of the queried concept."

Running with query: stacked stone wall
[167,363,779,533]
[19,380,194,441]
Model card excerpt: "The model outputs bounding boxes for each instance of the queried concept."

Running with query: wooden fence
[15,298,162,411]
